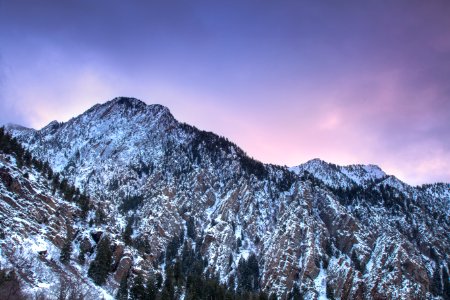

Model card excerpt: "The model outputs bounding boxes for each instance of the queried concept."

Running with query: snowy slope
[0,152,115,299]
[290,158,387,189]
[4,97,450,299]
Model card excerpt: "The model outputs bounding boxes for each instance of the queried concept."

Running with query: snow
[0,247,11,268]
[291,159,388,189]
[100,288,114,300]
[27,235,50,253]
[314,263,327,300]
[37,282,51,288]
[2,97,448,299]
[365,257,374,274]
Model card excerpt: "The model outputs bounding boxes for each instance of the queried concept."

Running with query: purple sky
[1,1,450,185]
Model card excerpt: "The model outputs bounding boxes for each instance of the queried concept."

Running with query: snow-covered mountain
[2,97,449,299]
[0,148,117,299]
[290,158,388,189]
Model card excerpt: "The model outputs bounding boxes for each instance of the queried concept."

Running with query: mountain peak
[109,96,146,107]
[3,97,449,299]
[291,158,387,188]
[101,97,172,119]
[4,122,32,131]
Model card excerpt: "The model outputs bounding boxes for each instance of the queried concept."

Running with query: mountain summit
[2,97,449,299]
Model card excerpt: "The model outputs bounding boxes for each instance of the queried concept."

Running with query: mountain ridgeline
[1,97,449,299]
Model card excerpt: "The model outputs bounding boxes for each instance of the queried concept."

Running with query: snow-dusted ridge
[290,158,389,189]
[2,97,449,299]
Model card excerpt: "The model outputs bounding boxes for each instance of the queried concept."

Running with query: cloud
[0,0,449,184]
[0,54,30,127]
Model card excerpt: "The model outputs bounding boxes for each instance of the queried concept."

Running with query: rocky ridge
[2,97,449,299]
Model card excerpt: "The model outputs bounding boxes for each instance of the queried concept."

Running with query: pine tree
[123,216,134,246]
[237,257,249,292]
[156,273,163,289]
[60,224,73,264]
[116,275,129,300]
[130,274,146,300]
[326,282,335,300]
[59,233,73,264]
[160,275,175,300]
[291,283,303,300]
[78,247,86,265]
[237,253,259,292]
[95,209,107,225]
[258,291,269,300]
[186,216,196,240]
[78,194,90,220]
[269,293,278,300]
[351,250,362,272]
[145,276,158,300]
[442,266,450,299]
[88,235,113,285]
[247,253,260,291]
[430,266,442,296]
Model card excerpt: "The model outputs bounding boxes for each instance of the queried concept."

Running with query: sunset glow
[1,1,449,185]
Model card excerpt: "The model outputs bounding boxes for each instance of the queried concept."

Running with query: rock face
[0,152,109,299]
[2,97,450,299]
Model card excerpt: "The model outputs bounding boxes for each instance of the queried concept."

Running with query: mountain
[290,158,388,189]
[2,97,450,299]
[0,128,114,299]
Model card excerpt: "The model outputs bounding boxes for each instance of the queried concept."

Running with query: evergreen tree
[160,275,175,300]
[185,274,203,300]
[186,216,196,240]
[237,253,259,292]
[130,274,146,300]
[134,235,152,254]
[145,276,158,300]
[269,293,278,300]
[59,232,73,264]
[116,275,129,300]
[52,174,61,189]
[123,216,134,246]
[78,247,86,265]
[78,194,90,220]
[291,283,303,300]
[181,243,195,275]
[88,235,113,285]
[443,266,450,300]
[156,273,163,289]
[326,282,335,300]
[60,178,69,196]
[351,250,361,272]
[95,208,107,225]
[247,253,260,291]
[430,266,442,296]
[258,291,269,300]
[165,234,182,264]
[23,151,32,167]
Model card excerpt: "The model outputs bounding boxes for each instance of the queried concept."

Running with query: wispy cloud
[0,0,449,185]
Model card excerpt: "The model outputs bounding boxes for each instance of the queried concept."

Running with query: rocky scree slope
[5,97,450,299]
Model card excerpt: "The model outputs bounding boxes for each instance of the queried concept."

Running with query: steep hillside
[3,97,450,299]
[0,128,116,299]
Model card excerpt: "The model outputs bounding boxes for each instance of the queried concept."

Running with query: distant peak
[4,123,33,132]
[301,158,336,169]
[307,158,327,164]
[43,120,60,128]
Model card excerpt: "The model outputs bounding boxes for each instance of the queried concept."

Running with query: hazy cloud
[1,0,449,184]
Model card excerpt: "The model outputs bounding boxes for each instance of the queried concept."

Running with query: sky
[0,0,450,185]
